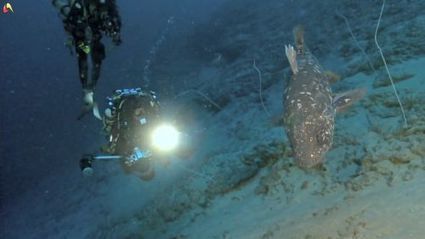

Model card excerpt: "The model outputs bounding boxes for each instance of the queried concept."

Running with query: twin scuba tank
[103,88,160,153]
[54,0,100,54]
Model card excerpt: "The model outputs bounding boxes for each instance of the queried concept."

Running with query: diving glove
[112,33,122,46]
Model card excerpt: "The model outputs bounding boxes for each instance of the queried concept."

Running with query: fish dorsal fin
[332,88,367,112]
[285,44,298,74]
[293,25,305,54]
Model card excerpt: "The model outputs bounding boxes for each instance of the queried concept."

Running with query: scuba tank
[102,88,160,155]
[53,0,92,54]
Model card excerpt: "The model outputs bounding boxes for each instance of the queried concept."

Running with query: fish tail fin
[293,25,305,54]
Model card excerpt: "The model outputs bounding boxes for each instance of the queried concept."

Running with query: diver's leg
[75,42,101,120]
[76,47,93,105]
[90,38,106,90]
[76,47,90,90]
[77,37,104,120]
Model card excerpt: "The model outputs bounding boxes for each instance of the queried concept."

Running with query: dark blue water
[2,0,425,238]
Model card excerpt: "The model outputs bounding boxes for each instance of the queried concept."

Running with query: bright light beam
[151,124,179,151]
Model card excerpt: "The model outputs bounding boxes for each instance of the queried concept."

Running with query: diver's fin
[77,101,102,120]
[77,104,92,120]
[92,102,102,120]
[333,88,367,112]
[285,44,298,74]
[77,89,102,120]
[83,89,94,105]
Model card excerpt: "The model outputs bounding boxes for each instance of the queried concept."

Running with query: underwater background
[1,0,425,238]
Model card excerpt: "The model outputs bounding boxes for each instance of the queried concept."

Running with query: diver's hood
[54,0,108,18]
[52,0,76,18]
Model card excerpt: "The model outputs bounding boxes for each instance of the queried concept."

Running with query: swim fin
[77,90,102,120]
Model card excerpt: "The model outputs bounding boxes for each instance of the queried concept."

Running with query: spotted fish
[283,26,365,168]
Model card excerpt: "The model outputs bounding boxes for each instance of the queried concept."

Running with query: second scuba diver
[52,0,122,120]
[80,88,182,181]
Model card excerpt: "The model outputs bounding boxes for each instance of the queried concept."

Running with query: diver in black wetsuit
[80,88,162,180]
[52,0,122,119]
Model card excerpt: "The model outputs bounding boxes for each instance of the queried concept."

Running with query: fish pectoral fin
[285,44,298,74]
[324,71,341,84]
[332,88,367,112]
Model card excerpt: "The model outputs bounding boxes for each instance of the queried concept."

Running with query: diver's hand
[112,33,122,46]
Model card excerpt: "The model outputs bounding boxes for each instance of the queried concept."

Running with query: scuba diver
[79,88,181,180]
[52,0,122,120]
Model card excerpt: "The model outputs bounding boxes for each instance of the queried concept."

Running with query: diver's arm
[108,0,122,29]
[107,0,122,45]
[52,0,74,53]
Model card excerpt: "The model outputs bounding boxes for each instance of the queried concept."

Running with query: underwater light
[151,124,180,151]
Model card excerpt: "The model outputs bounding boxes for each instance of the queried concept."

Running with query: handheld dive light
[151,124,180,151]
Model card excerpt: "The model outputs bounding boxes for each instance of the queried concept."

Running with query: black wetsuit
[61,0,121,90]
